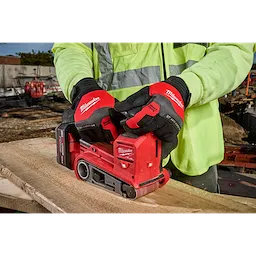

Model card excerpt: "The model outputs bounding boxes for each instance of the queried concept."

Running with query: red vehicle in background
[22,76,63,106]
[24,80,46,99]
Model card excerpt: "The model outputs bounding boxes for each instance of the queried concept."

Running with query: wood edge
[0,194,49,213]
[0,163,65,213]
[168,179,256,213]
[220,194,256,209]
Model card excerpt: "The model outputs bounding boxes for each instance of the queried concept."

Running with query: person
[52,43,255,193]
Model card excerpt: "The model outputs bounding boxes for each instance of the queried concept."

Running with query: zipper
[161,42,167,80]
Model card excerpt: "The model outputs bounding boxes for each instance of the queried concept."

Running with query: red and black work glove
[70,78,120,143]
[114,76,191,160]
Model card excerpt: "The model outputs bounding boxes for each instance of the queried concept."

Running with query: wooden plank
[0,138,256,213]
[223,195,256,209]
[0,177,32,200]
[0,174,49,213]
[0,193,49,213]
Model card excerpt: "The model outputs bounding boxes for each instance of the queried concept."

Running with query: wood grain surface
[0,138,255,213]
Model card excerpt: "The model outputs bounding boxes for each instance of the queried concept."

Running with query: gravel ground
[0,102,249,144]
[0,100,71,143]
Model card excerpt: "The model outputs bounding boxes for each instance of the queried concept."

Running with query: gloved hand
[71,78,119,143]
[114,76,190,159]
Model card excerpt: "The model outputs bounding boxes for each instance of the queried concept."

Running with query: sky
[0,43,53,56]
[0,43,256,63]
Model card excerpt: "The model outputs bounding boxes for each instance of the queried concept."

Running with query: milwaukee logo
[80,97,100,114]
[165,89,184,109]
[118,147,134,156]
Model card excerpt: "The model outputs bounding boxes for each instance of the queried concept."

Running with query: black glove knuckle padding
[62,108,75,124]
[108,108,126,130]
[114,87,150,112]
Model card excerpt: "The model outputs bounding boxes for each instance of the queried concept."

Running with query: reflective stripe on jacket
[52,42,255,176]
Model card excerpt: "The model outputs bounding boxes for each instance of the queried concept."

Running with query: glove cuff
[70,78,102,104]
[165,76,191,108]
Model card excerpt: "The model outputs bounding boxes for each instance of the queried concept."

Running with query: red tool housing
[56,123,170,199]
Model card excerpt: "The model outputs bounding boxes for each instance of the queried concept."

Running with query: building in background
[0,56,21,65]
[0,63,59,97]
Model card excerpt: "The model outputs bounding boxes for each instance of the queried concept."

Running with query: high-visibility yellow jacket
[52,43,255,176]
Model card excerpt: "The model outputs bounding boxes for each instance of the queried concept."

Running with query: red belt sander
[56,123,170,199]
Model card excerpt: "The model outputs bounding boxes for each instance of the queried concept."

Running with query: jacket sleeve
[178,43,256,107]
[52,43,93,102]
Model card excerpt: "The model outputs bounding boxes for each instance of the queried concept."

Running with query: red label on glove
[149,82,185,120]
[126,101,160,129]
[101,115,119,140]
[74,90,115,122]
